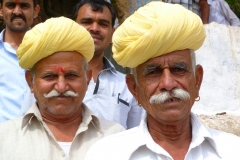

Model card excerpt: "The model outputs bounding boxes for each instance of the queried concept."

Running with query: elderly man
[0,17,124,160]
[85,2,240,160]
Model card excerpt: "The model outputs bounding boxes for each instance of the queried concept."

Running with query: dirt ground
[197,113,240,136]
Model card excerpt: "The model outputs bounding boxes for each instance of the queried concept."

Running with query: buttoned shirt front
[0,103,125,160]
[83,57,143,129]
[0,29,35,122]
[85,112,240,160]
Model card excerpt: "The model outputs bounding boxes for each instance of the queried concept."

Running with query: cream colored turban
[17,17,94,69]
[112,2,206,68]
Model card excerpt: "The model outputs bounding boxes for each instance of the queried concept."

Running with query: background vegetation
[225,0,240,18]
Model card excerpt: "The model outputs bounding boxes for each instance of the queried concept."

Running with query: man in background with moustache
[0,0,40,122]
[0,17,124,160]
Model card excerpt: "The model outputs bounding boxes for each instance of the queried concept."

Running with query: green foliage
[225,0,240,18]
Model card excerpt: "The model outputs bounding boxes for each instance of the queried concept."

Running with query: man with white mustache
[0,17,124,160]
[85,2,240,160]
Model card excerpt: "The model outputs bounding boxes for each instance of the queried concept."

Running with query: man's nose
[55,77,69,93]
[89,23,100,32]
[158,69,178,91]
[13,5,22,15]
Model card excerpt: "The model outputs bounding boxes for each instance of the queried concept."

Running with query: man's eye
[6,3,16,8]
[170,67,187,75]
[43,75,57,80]
[20,4,30,9]
[66,74,78,78]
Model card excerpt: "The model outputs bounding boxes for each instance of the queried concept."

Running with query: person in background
[164,0,211,24]
[0,0,40,122]
[85,2,240,159]
[72,0,143,129]
[0,17,124,160]
[209,0,240,27]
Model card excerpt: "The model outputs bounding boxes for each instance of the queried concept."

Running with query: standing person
[209,0,240,27]
[164,0,211,24]
[0,17,124,160]
[0,0,40,122]
[72,0,143,129]
[85,2,240,159]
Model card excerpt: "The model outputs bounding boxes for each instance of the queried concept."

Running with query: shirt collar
[0,29,5,42]
[21,102,102,133]
[190,113,222,157]
[103,56,117,74]
[137,112,222,158]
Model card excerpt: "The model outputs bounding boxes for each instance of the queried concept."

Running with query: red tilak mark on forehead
[16,0,19,5]
[51,66,65,73]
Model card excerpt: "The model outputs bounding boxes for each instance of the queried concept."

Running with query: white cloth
[85,112,240,160]
[83,57,143,129]
[0,103,125,160]
[209,0,240,26]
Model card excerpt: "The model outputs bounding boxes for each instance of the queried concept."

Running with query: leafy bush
[225,0,240,18]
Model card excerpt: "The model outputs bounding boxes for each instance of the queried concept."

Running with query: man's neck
[41,106,82,142]
[88,53,105,82]
[147,114,192,160]
[4,28,26,50]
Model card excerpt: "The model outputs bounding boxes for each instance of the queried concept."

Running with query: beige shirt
[0,103,125,160]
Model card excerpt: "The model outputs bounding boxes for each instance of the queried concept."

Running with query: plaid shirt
[164,0,201,16]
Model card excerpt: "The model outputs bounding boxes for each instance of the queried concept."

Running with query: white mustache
[43,89,78,98]
[149,89,190,104]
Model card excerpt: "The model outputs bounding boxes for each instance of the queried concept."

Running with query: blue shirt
[0,30,35,122]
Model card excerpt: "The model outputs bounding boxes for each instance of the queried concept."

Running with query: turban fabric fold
[17,17,94,69]
[112,2,206,68]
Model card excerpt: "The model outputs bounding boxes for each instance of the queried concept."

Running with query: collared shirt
[209,0,240,27]
[83,57,143,129]
[85,112,240,160]
[0,103,125,160]
[164,0,212,16]
[0,29,35,122]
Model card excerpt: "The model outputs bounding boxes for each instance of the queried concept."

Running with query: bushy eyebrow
[5,2,31,6]
[142,64,160,75]
[172,62,188,69]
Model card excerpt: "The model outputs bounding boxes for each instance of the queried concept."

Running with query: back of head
[72,0,116,27]
[16,17,94,69]
[112,2,206,68]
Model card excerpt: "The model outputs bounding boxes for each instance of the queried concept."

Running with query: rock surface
[197,113,240,136]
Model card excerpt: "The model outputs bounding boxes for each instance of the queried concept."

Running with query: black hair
[0,0,38,7]
[72,0,116,27]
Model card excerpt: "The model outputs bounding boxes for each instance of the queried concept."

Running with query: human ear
[194,64,204,97]
[86,69,92,85]
[25,71,34,93]
[33,5,40,19]
[126,74,139,100]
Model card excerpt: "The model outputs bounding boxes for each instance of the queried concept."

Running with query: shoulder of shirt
[98,118,126,133]
[88,126,140,147]
[85,127,141,159]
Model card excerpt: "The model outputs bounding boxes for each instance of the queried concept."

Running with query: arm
[198,0,210,24]
[219,0,240,27]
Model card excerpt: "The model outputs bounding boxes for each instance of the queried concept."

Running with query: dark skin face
[0,0,40,32]
[75,4,114,57]
[26,51,91,120]
[126,49,203,124]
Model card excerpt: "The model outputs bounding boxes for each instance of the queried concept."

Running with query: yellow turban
[17,17,94,69]
[112,2,206,68]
